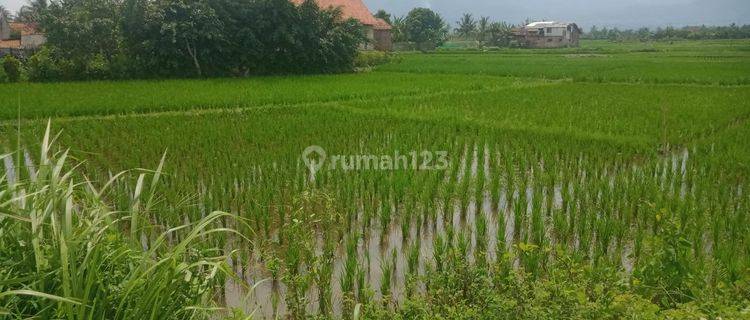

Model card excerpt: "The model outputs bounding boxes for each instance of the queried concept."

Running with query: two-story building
[513,21,581,48]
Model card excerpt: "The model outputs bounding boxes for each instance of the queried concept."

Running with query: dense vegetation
[0,125,243,319]
[1,40,749,319]
[9,0,366,81]
[586,24,750,41]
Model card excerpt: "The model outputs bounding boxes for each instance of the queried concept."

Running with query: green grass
[383,39,750,85]
[0,72,512,120]
[2,39,749,319]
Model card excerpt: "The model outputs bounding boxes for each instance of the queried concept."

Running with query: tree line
[374,11,516,48]
[450,13,517,47]
[2,0,366,81]
[373,8,449,51]
[586,24,750,41]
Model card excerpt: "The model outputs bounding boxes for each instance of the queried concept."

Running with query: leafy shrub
[2,55,22,82]
[0,62,7,82]
[85,54,110,79]
[354,51,392,69]
[27,47,64,82]
[0,126,241,319]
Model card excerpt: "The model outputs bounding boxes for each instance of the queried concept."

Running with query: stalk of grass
[0,124,245,319]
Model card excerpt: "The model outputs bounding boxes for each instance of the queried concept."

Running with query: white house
[513,21,582,48]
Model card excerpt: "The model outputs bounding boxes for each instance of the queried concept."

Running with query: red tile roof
[290,0,391,30]
[0,39,22,49]
[373,18,391,30]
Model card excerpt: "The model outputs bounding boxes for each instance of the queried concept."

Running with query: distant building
[513,21,581,48]
[290,0,392,51]
[0,15,46,57]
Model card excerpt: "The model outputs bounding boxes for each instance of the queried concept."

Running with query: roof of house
[9,22,41,36]
[525,21,572,29]
[0,39,22,49]
[290,0,391,30]
[373,18,391,30]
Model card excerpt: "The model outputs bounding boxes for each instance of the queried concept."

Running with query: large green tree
[34,0,365,80]
[454,13,477,39]
[42,0,121,78]
[373,9,391,25]
[477,16,490,43]
[487,21,513,47]
[403,7,447,50]
[151,0,224,77]
[391,15,406,42]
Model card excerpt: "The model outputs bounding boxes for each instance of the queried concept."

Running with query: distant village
[0,14,46,57]
[0,0,586,61]
[1,0,748,63]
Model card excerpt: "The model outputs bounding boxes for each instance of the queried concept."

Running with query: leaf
[0,290,82,305]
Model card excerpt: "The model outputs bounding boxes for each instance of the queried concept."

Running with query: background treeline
[447,13,517,47]
[5,0,366,81]
[374,8,450,51]
[586,24,750,41]
[375,11,516,49]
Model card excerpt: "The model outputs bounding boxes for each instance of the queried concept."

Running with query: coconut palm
[478,16,490,43]
[0,5,12,20]
[392,16,406,42]
[454,13,477,39]
[15,0,48,23]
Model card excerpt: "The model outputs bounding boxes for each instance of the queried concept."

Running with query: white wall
[21,34,46,49]
[0,18,10,40]
[543,27,566,37]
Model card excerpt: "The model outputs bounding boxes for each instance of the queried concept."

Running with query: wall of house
[516,24,581,48]
[0,18,10,40]
[21,34,46,49]
[523,35,579,48]
[544,27,566,37]
[373,30,392,51]
[360,26,375,50]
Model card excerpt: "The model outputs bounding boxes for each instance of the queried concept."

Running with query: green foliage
[0,61,7,82]
[354,51,392,69]
[361,249,747,319]
[486,21,514,47]
[36,0,365,81]
[379,40,750,85]
[587,24,750,41]
[0,125,241,319]
[26,47,64,81]
[373,9,391,25]
[42,0,120,80]
[403,7,448,50]
[2,55,22,82]
[15,0,48,23]
[454,13,477,38]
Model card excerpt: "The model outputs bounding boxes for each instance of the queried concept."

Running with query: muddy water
[221,148,693,318]
[223,185,565,318]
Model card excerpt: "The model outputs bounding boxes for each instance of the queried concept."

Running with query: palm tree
[392,16,406,42]
[0,5,11,20]
[478,16,490,43]
[488,21,513,47]
[15,0,48,23]
[454,13,477,39]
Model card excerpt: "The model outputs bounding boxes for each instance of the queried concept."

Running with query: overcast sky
[363,0,750,29]
[2,0,749,29]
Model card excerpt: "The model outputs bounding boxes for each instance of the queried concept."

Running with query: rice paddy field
[2,39,750,318]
